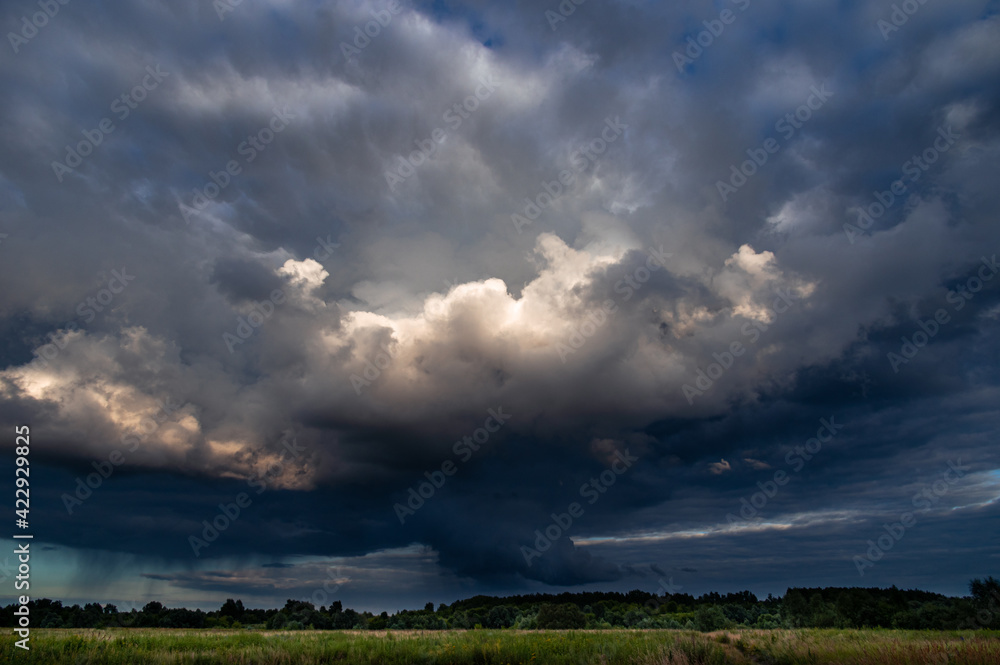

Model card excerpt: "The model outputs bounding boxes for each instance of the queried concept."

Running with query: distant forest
[4,578,998,632]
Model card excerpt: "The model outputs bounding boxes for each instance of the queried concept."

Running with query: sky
[0,0,999,613]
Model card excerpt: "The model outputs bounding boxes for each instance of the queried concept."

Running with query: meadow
[3,628,1000,664]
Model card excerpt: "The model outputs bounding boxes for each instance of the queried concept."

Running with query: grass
[2,628,999,664]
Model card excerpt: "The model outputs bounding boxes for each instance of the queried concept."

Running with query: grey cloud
[0,0,998,606]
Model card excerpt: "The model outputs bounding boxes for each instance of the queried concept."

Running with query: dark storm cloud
[0,0,998,607]
[210,257,286,303]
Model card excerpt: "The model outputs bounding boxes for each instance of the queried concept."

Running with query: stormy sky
[1,0,999,612]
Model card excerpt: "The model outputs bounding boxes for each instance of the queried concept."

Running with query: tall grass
[2,628,998,664]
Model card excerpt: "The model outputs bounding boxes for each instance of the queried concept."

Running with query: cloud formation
[0,0,998,607]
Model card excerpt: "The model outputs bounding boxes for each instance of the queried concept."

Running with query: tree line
[2,577,997,631]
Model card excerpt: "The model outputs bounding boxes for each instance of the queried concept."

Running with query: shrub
[694,605,731,632]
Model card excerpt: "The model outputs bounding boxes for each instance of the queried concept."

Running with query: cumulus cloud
[0,0,998,604]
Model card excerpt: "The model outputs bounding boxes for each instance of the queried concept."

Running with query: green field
[3,628,1000,664]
